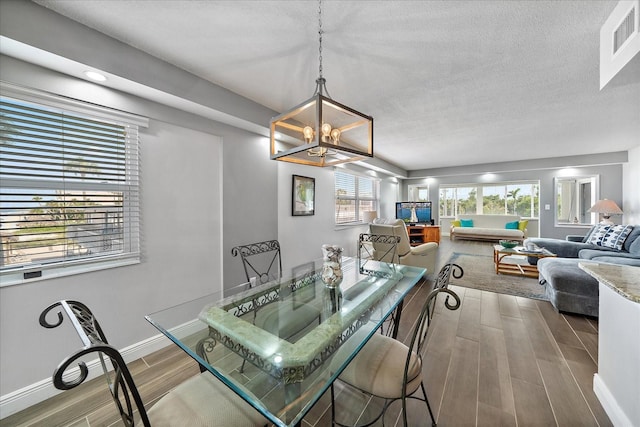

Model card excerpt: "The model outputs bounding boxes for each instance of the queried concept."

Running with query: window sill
[334,222,369,231]
[0,257,140,288]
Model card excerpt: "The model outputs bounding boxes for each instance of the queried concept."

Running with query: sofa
[524,224,640,317]
[450,214,528,242]
[369,218,438,277]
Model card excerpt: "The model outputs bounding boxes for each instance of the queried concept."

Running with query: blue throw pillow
[460,219,473,227]
[505,221,519,229]
[601,225,634,250]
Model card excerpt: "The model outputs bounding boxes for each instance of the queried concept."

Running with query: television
[395,201,432,225]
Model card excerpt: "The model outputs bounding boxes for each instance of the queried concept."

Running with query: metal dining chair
[357,233,401,264]
[331,266,462,427]
[357,233,402,337]
[428,262,463,320]
[231,239,320,372]
[231,240,282,286]
[39,300,268,427]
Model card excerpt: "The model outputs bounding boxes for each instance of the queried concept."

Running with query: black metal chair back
[231,240,282,286]
[428,262,464,320]
[357,233,401,264]
[403,287,461,426]
[39,300,149,427]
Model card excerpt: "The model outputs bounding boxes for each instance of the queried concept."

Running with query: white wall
[623,145,640,225]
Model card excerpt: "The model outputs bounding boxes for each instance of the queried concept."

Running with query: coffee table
[493,245,556,278]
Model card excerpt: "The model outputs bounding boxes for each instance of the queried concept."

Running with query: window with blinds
[0,93,141,283]
[335,170,379,224]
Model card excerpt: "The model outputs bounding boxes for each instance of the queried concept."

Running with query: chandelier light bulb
[302,126,314,143]
[330,128,341,144]
[321,123,332,141]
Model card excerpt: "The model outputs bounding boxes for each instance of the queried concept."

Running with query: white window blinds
[335,170,379,224]
[0,88,143,282]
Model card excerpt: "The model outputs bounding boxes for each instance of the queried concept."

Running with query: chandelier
[270,0,374,167]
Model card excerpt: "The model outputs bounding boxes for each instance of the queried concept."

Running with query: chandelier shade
[270,93,373,167]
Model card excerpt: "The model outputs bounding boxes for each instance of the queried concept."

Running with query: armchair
[369,218,438,277]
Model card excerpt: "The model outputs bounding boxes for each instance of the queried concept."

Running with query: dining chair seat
[148,372,267,426]
[39,300,268,427]
[332,263,463,427]
[337,333,422,399]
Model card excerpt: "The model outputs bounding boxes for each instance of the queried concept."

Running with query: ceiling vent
[600,0,640,89]
[614,6,636,53]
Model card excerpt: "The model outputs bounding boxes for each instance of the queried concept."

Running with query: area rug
[447,252,548,300]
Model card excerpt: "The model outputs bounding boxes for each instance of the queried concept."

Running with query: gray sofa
[524,225,640,317]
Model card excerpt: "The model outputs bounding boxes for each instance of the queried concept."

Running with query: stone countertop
[579,263,640,304]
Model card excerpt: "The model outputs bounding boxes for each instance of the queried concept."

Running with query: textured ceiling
[31,0,640,171]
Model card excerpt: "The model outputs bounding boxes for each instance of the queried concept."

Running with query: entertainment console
[407,225,440,246]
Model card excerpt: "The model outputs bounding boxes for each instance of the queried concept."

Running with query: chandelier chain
[318,0,323,79]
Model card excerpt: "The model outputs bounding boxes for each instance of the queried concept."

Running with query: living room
[1,0,639,425]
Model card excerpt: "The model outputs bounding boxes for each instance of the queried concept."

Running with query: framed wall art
[292,175,315,216]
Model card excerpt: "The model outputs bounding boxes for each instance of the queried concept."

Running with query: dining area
[33,237,462,427]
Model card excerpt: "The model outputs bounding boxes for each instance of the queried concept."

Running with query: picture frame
[292,175,315,216]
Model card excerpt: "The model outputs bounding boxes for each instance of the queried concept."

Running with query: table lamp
[362,211,378,224]
[587,199,623,225]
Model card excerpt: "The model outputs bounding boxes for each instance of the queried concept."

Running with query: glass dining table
[145,256,426,427]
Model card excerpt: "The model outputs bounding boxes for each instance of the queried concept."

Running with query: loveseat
[369,218,438,277]
[449,214,528,242]
[524,224,640,316]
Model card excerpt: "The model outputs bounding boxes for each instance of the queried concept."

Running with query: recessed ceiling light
[84,71,107,82]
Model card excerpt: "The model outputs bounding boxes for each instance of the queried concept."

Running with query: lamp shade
[362,211,378,223]
[587,199,623,215]
[588,199,623,224]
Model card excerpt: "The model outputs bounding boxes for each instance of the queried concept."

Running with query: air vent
[614,7,636,53]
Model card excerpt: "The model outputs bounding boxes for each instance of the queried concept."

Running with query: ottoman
[536,258,599,317]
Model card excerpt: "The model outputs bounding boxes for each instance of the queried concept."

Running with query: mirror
[555,176,599,225]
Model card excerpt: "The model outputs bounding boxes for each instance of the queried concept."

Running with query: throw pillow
[451,220,461,227]
[582,225,597,243]
[518,220,528,231]
[505,221,519,229]
[586,224,612,246]
[601,225,634,250]
[460,219,473,227]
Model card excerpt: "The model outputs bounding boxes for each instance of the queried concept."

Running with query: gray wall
[276,163,397,271]
[0,56,278,400]
[404,159,626,239]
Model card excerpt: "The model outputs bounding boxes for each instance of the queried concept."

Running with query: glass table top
[145,257,425,427]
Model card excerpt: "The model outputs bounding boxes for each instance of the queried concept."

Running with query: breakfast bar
[579,263,640,427]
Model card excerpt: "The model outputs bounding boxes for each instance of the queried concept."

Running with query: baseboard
[593,373,634,427]
[0,319,201,419]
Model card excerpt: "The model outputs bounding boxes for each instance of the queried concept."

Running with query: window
[1,86,144,285]
[439,186,477,217]
[439,182,539,218]
[335,170,379,224]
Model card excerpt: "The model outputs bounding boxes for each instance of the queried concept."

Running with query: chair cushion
[148,372,268,427]
[338,334,422,399]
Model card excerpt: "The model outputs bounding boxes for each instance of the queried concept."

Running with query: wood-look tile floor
[1,239,611,427]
